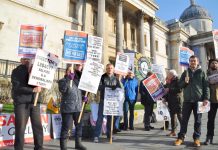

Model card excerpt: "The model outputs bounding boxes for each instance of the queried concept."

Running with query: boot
[60,138,67,150]
[75,137,87,150]
[204,136,213,145]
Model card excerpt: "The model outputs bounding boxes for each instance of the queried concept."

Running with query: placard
[179,47,194,66]
[114,53,129,75]
[87,35,103,62]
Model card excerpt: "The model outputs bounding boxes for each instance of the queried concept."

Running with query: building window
[92,10,97,28]
[113,19,116,33]
[131,28,135,42]
[69,0,76,18]
[166,44,168,56]
[155,40,159,51]
[144,34,147,47]
[39,0,44,6]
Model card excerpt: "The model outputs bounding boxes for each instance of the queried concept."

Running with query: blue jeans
[123,100,135,129]
[114,116,121,129]
[178,102,202,140]
[94,102,104,138]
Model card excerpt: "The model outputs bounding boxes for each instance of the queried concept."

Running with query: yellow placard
[47,97,59,114]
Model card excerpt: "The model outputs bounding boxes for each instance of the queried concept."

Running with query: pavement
[2,113,218,150]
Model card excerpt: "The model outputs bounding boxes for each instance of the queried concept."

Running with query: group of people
[10,55,218,150]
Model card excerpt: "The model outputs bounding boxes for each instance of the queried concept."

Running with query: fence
[0,59,65,80]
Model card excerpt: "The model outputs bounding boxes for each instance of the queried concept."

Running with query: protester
[174,55,210,147]
[58,66,87,150]
[11,58,44,150]
[164,69,182,136]
[140,71,155,131]
[204,59,218,145]
[122,71,138,130]
[93,64,121,143]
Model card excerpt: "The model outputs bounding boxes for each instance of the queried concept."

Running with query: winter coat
[122,77,138,103]
[207,69,218,103]
[164,77,182,112]
[58,76,82,113]
[139,77,154,105]
[11,65,36,104]
[179,67,210,102]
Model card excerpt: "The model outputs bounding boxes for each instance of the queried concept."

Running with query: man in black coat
[11,58,43,150]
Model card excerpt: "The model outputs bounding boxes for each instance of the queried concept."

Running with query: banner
[151,64,165,83]
[124,53,135,72]
[28,49,59,89]
[63,30,88,64]
[87,35,103,62]
[156,100,171,121]
[18,25,45,58]
[213,30,218,58]
[114,53,130,75]
[142,74,165,101]
[179,47,194,66]
[78,59,104,94]
[0,114,51,147]
[103,87,124,116]
[197,102,210,114]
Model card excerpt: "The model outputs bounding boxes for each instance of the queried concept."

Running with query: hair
[189,55,198,60]
[168,69,178,77]
[106,63,114,68]
[146,71,153,77]
[65,66,72,74]
[208,59,218,68]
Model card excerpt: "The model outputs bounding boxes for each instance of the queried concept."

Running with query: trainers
[94,137,99,143]
[194,139,201,147]
[174,139,183,146]
[167,132,176,137]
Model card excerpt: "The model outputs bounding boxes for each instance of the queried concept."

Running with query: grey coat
[58,76,82,113]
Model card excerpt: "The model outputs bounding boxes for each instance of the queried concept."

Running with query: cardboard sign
[156,100,171,121]
[0,114,51,147]
[142,74,165,101]
[28,49,59,89]
[18,25,45,58]
[63,30,88,64]
[179,47,194,66]
[103,88,124,116]
[78,59,104,94]
[114,53,130,75]
[87,35,103,62]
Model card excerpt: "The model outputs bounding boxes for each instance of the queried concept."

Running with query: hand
[33,87,41,93]
[164,88,169,94]
[111,86,116,90]
[185,77,189,83]
[203,100,209,106]
[68,73,75,80]
[82,96,88,103]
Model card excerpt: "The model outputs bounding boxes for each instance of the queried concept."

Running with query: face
[20,58,30,66]
[210,61,218,70]
[189,57,198,69]
[106,64,114,75]
[128,72,134,78]
[75,64,83,72]
[66,67,74,75]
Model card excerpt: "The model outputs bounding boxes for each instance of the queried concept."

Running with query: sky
[155,0,218,29]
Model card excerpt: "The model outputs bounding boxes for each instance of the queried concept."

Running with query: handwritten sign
[87,35,103,62]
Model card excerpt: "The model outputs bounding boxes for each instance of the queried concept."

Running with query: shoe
[93,137,99,143]
[204,136,213,145]
[149,126,154,129]
[174,139,183,146]
[144,126,150,131]
[75,137,87,150]
[160,126,169,130]
[166,132,176,137]
[115,128,121,132]
[194,139,201,147]
[129,127,134,130]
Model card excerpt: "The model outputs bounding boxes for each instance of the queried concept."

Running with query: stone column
[97,0,105,63]
[138,11,145,55]
[116,0,124,54]
[199,43,207,72]
[149,18,156,64]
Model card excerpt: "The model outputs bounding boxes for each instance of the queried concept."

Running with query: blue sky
[155,0,218,29]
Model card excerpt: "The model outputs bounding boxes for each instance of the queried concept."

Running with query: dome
[180,3,212,23]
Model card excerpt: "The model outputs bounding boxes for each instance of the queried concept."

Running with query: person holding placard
[204,59,218,145]
[93,64,121,143]
[140,71,155,131]
[122,71,138,130]
[11,58,44,150]
[174,55,210,147]
[58,66,87,150]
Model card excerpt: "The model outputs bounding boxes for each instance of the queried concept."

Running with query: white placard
[103,87,124,116]
[151,64,166,83]
[213,30,218,58]
[208,74,218,84]
[51,114,62,139]
[197,102,210,114]
[156,100,171,121]
[114,53,130,75]
[87,35,103,62]
[125,53,135,72]
[78,59,104,94]
[28,49,59,89]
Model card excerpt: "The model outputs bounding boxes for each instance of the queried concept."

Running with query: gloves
[111,86,116,90]
[82,96,88,103]
[68,73,75,80]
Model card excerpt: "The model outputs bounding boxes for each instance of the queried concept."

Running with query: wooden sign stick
[78,91,88,123]
[110,115,114,144]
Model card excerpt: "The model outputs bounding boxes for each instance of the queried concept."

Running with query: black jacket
[11,65,36,104]
[58,76,82,113]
